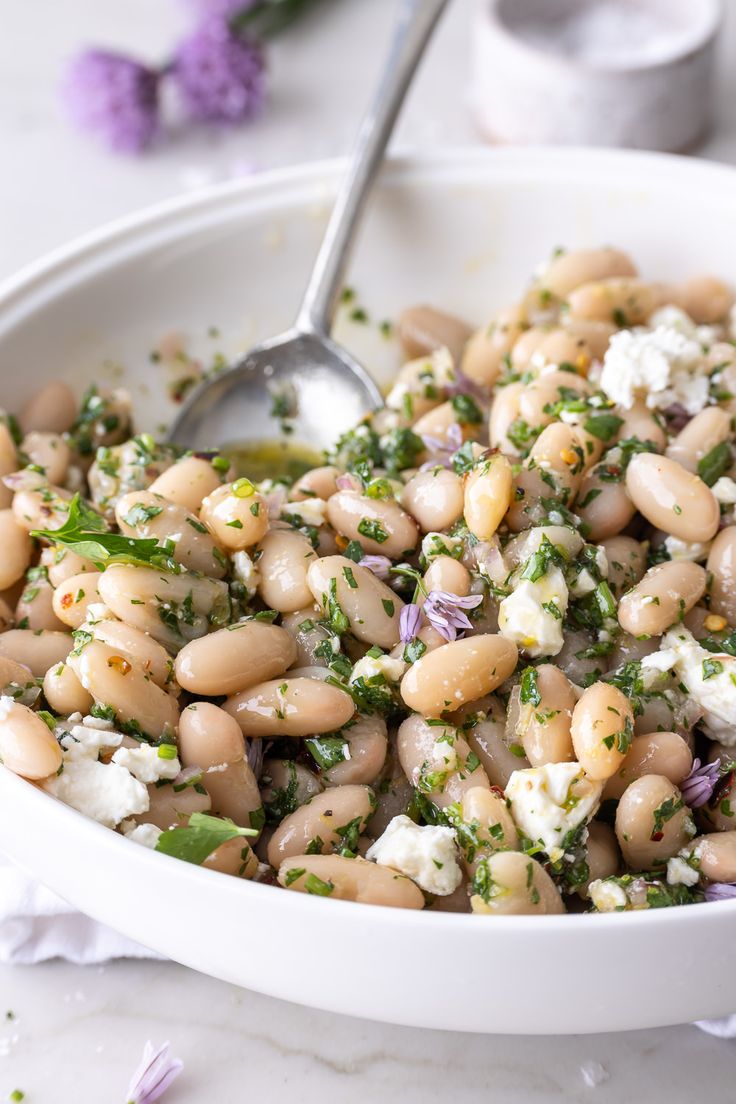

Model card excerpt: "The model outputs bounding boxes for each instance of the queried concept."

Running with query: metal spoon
[167,0,450,459]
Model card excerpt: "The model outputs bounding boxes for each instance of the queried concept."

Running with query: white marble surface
[2,0,736,1099]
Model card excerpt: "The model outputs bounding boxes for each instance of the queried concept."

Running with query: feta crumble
[349,653,406,687]
[111,744,181,784]
[506,762,602,863]
[44,758,149,829]
[366,814,462,896]
[712,476,736,505]
[662,627,736,744]
[231,550,260,598]
[498,566,568,657]
[663,536,711,562]
[282,497,328,528]
[600,323,709,415]
[666,855,700,887]
[122,821,163,849]
[588,878,628,912]
[421,531,464,563]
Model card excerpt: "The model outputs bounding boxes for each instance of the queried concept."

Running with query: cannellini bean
[691,831,736,882]
[423,555,471,597]
[267,784,374,866]
[179,702,261,828]
[510,327,549,370]
[601,536,647,596]
[326,489,418,559]
[0,655,34,687]
[321,714,388,786]
[532,328,594,375]
[504,525,583,570]
[568,278,661,325]
[0,424,18,509]
[518,371,591,432]
[52,571,103,629]
[626,453,719,542]
[175,621,296,696]
[278,853,424,908]
[461,700,530,787]
[603,731,693,801]
[0,629,71,676]
[617,561,706,637]
[677,275,734,324]
[529,421,584,498]
[203,835,258,879]
[15,574,66,632]
[463,453,513,541]
[460,786,519,874]
[561,317,616,361]
[665,407,731,474]
[412,400,477,448]
[615,775,693,869]
[260,758,323,816]
[68,639,179,739]
[607,633,658,670]
[0,698,62,780]
[200,480,269,550]
[0,511,32,589]
[707,527,736,626]
[699,762,736,833]
[555,628,608,685]
[136,781,211,830]
[462,305,527,389]
[576,466,636,541]
[489,381,524,452]
[11,482,72,534]
[43,546,97,587]
[615,400,667,452]
[22,432,71,485]
[397,305,472,363]
[223,676,354,738]
[148,456,224,513]
[401,635,517,717]
[400,468,464,533]
[116,491,226,578]
[19,381,77,435]
[571,682,634,781]
[307,555,404,650]
[540,247,637,299]
[98,564,229,651]
[397,715,490,808]
[578,821,620,899]
[517,664,575,766]
[90,619,174,690]
[290,465,340,502]
[470,851,564,915]
[43,661,94,715]
[255,528,317,612]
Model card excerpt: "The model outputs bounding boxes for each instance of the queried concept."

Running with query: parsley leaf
[155,812,257,865]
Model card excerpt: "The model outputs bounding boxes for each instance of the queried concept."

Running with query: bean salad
[3,245,736,915]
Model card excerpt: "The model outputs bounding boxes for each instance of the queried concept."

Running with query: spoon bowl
[166,328,383,455]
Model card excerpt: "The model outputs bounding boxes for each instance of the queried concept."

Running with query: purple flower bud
[680,758,721,808]
[399,603,423,643]
[173,16,266,124]
[423,589,483,642]
[64,50,160,154]
[126,1040,182,1104]
[705,882,736,903]
[358,555,392,581]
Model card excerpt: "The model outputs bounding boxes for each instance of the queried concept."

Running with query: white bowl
[1,148,736,1034]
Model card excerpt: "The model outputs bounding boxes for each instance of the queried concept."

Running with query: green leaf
[698,441,731,487]
[519,666,541,706]
[304,735,350,771]
[32,494,182,574]
[155,812,257,865]
[583,413,623,442]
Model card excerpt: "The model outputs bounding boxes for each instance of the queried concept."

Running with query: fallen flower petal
[358,555,392,580]
[126,1040,183,1104]
[704,882,736,902]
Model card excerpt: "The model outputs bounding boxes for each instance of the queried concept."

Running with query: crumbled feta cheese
[421,531,464,563]
[59,723,124,761]
[712,477,736,505]
[640,648,678,689]
[282,497,328,528]
[595,546,609,578]
[349,653,406,686]
[600,324,708,415]
[122,821,162,849]
[568,566,597,598]
[111,744,181,784]
[666,855,700,887]
[231,550,260,597]
[44,758,149,828]
[386,347,455,412]
[663,627,736,743]
[506,762,602,863]
[589,878,628,911]
[366,814,462,896]
[498,566,568,657]
[649,304,720,347]
[664,536,711,562]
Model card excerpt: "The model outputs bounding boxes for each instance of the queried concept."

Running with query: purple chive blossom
[64,50,161,153]
[336,473,361,492]
[358,555,392,581]
[421,421,463,459]
[423,590,483,642]
[681,758,721,808]
[705,882,736,902]
[400,603,424,643]
[173,16,266,123]
[126,1040,182,1104]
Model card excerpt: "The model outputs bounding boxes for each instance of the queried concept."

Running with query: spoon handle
[295,0,450,336]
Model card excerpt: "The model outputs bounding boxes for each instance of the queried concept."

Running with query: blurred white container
[471,0,723,151]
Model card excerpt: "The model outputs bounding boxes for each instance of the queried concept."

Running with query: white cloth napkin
[0,855,160,964]
[0,854,733,1035]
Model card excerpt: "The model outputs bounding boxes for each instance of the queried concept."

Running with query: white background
[2,0,736,1100]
